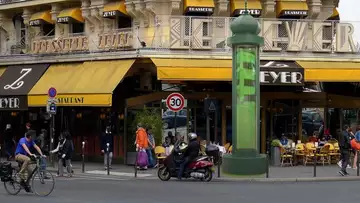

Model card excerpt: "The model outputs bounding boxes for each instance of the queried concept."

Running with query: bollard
[217,152,221,178]
[313,154,317,177]
[106,143,110,176]
[134,149,138,178]
[82,141,85,173]
[266,153,269,178]
[357,151,359,176]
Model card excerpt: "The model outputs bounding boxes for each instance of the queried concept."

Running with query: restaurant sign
[234,9,261,16]
[186,7,214,14]
[0,95,28,110]
[31,36,89,54]
[57,96,84,105]
[260,61,304,85]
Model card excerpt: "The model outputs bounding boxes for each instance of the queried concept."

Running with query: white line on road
[85,170,153,177]
[55,176,128,181]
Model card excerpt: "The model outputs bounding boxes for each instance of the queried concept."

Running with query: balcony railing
[0,16,360,60]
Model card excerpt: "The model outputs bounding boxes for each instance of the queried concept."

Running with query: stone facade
[0,0,343,57]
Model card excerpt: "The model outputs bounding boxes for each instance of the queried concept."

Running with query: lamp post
[222,1,267,175]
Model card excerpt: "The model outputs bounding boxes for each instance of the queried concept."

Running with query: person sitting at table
[280,134,289,147]
[323,129,332,141]
[309,131,319,143]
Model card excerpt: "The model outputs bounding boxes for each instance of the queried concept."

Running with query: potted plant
[270,139,282,166]
[126,108,163,165]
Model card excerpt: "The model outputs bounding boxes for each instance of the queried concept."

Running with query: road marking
[85,170,153,177]
[55,176,128,181]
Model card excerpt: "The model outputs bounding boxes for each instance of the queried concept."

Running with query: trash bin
[270,146,281,166]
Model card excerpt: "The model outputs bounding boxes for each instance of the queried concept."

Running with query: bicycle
[3,155,55,196]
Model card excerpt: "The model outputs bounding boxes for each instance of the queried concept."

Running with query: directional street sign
[46,98,58,115]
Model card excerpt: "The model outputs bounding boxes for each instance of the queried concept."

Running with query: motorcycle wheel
[202,167,213,182]
[158,166,171,181]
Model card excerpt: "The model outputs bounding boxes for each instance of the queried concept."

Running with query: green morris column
[222,12,267,175]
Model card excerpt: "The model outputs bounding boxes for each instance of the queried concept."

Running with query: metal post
[174,112,177,134]
[49,114,55,166]
[206,114,210,144]
[106,143,110,175]
[82,141,85,173]
[134,150,138,178]
[217,152,221,178]
[266,153,269,178]
[313,154,317,177]
[357,151,359,176]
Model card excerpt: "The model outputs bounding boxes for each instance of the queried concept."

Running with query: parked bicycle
[0,155,55,196]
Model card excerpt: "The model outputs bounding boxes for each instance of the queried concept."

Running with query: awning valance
[28,60,135,107]
[297,61,360,82]
[276,0,308,17]
[153,59,304,85]
[103,1,129,18]
[57,8,85,24]
[231,0,262,17]
[29,11,54,26]
[327,8,339,20]
[183,0,215,15]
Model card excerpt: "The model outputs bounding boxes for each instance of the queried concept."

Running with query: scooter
[157,143,214,182]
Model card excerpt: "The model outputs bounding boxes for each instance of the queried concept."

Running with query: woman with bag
[135,123,148,170]
[50,132,73,177]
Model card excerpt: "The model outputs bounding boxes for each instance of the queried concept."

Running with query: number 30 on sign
[166,93,185,112]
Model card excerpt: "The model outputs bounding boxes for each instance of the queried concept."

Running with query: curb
[212,176,360,183]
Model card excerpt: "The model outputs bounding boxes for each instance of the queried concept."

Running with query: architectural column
[22,8,37,50]
[0,12,13,54]
[215,0,229,16]
[307,0,321,19]
[317,0,336,20]
[51,3,63,38]
[261,0,276,18]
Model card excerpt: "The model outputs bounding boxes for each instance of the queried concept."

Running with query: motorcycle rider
[177,133,200,180]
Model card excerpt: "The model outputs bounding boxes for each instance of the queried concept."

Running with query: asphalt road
[1,177,360,203]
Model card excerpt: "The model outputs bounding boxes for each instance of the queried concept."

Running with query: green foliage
[271,139,281,147]
[132,108,163,147]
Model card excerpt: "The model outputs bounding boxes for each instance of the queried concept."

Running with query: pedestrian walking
[135,123,149,170]
[101,126,113,170]
[4,124,15,160]
[338,125,351,176]
[146,127,156,168]
[51,132,73,177]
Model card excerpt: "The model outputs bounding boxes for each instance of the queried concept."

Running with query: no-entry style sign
[166,93,185,112]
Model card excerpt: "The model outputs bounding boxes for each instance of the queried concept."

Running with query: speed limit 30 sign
[166,93,185,112]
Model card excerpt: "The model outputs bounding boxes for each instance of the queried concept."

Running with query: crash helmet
[188,132,197,141]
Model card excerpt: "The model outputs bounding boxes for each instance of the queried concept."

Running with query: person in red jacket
[135,123,148,150]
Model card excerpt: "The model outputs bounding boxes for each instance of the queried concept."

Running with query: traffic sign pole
[166,93,185,136]
[47,87,57,166]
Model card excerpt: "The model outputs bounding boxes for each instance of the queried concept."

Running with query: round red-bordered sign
[48,87,57,98]
[166,93,185,112]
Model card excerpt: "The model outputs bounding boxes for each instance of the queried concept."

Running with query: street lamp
[222,1,267,175]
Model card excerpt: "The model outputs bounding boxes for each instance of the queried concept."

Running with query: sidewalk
[45,161,360,182]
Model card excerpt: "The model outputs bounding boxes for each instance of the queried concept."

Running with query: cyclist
[15,130,45,191]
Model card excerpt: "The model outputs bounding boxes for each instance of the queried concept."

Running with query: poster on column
[161,95,188,143]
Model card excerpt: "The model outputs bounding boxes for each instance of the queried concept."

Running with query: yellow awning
[328,8,339,20]
[29,11,54,26]
[183,0,215,15]
[0,67,6,77]
[57,8,84,23]
[276,0,309,17]
[231,0,262,16]
[28,60,135,107]
[103,1,128,18]
[153,59,231,81]
[297,61,360,82]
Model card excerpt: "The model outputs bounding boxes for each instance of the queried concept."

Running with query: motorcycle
[158,142,215,182]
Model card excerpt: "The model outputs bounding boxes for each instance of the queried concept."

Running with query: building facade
[0,0,359,162]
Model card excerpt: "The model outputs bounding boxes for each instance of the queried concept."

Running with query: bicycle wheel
[31,170,55,197]
[4,172,21,195]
